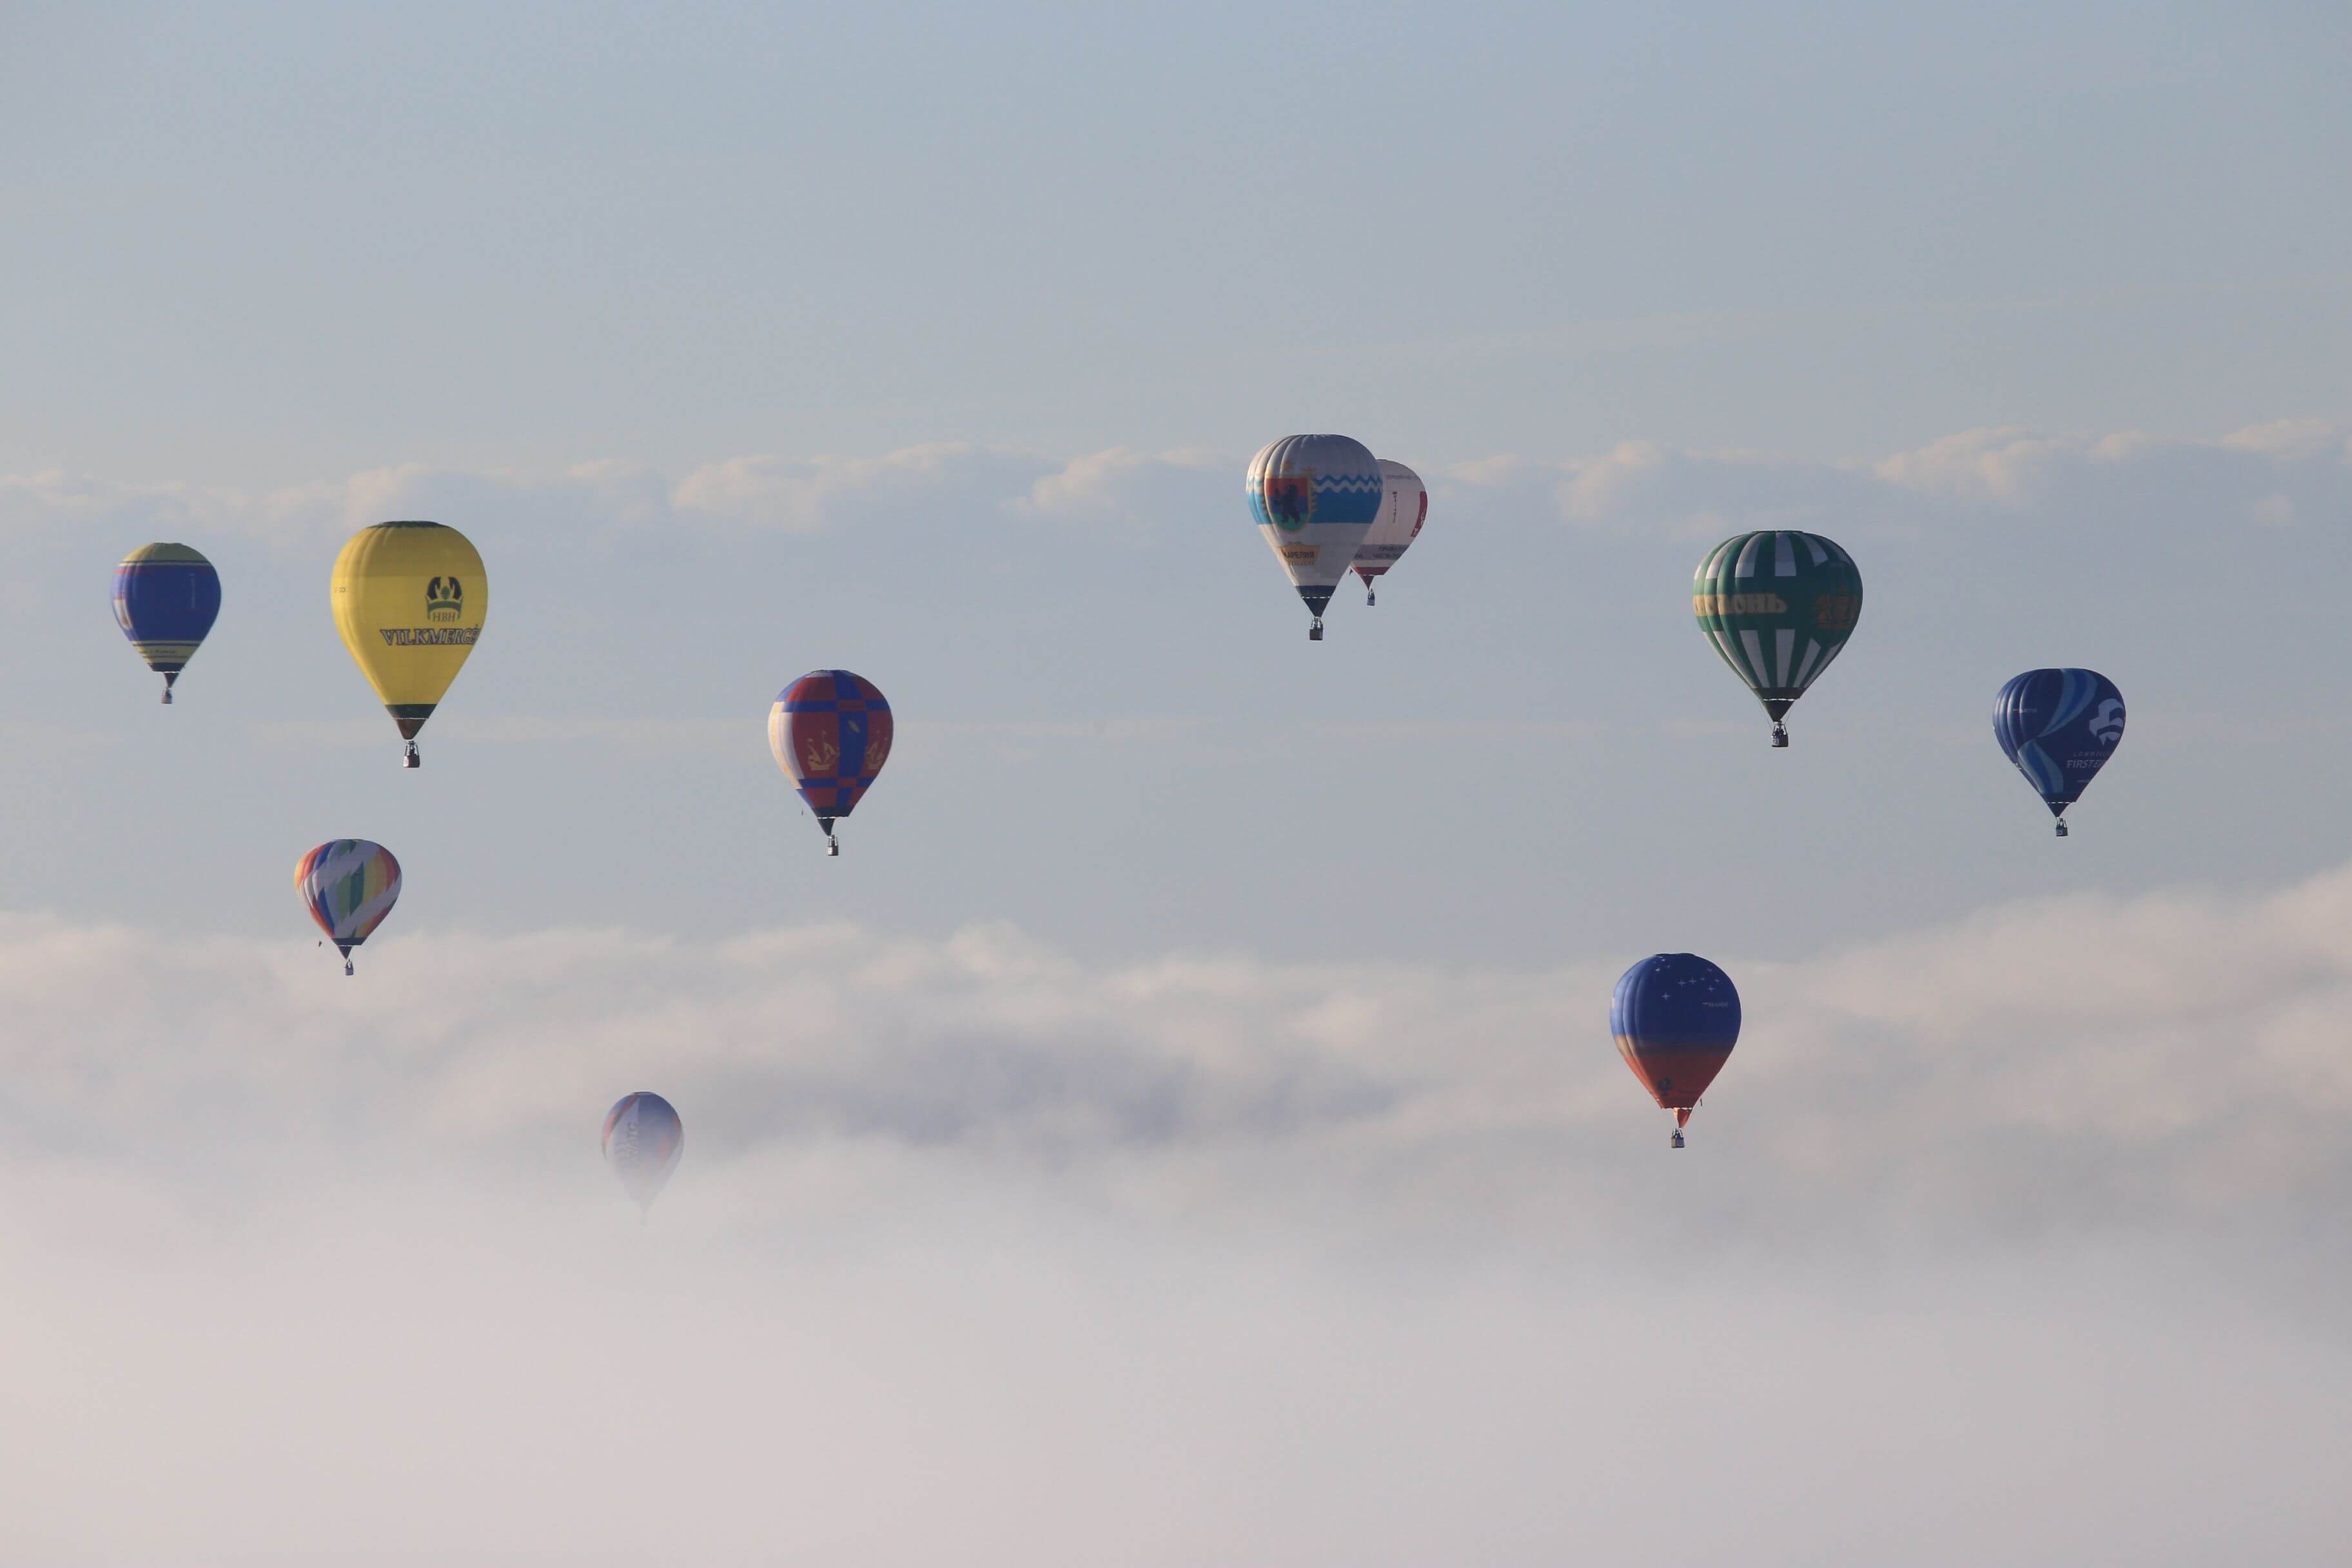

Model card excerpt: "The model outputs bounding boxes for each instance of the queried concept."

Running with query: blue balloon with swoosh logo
[1993,669,2125,837]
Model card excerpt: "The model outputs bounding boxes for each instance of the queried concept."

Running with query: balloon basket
[1671,1129,1685,1149]
[2055,819,2068,838]
[344,958,355,977]
[1770,724,1788,749]
[1366,589,1377,606]
[1308,621,1324,642]
[402,741,420,770]
[825,836,840,858]
[161,687,173,705]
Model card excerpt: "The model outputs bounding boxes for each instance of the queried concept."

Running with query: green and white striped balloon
[1692,530,1863,747]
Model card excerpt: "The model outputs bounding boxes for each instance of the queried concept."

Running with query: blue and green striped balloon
[1692,530,1863,747]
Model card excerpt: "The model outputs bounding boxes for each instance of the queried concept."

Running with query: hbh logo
[2090,698,2124,745]
[426,576,464,621]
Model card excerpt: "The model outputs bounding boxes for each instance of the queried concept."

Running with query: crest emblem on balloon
[1262,474,1314,531]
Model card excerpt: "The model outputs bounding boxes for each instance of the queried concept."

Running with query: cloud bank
[8,418,2346,547]
[10,852,2352,1244]
[0,443,1233,546]
[4,858,2351,1563]
[1520,418,2352,536]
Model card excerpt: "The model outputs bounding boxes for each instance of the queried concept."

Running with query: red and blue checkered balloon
[769,670,893,850]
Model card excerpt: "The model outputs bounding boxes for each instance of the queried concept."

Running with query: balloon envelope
[1611,954,1741,1128]
[294,840,402,966]
[770,670,894,837]
[1994,669,2124,819]
[603,1092,684,1210]
[331,521,487,758]
[1352,460,1428,594]
[1246,434,1383,629]
[113,543,221,699]
[1693,531,1862,738]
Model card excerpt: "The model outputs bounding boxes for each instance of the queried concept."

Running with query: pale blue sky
[5,7,2352,1561]
[5,1,2348,479]
[2,2,2349,960]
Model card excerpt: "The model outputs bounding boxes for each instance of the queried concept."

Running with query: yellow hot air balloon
[330,521,487,767]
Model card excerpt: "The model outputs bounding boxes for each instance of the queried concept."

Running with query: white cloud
[1438,453,1536,487]
[0,467,338,545]
[1868,422,2352,522]
[1872,425,2073,502]
[2220,416,2349,460]
[1404,420,2352,538]
[12,418,2348,549]
[669,442,1042,530]
[1469,438,1893,538]
[1558,438,1672,519]
[1011,446,1226,526]
[7,855,2351,1240]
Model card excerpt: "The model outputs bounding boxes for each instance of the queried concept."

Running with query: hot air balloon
[294,839,402,975]
[1994,669,2125,838]
[1612,954,1741,1148]
[113,543,221,703]
[1247,434,1384,640]
[770,670,892,856]
[1692,531,1862,747]
[603,1092,683,1220]
[1352,460,1428,606]
[330,521,487,768]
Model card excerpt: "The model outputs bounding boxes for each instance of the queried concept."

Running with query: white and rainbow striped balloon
[294,839,402,975]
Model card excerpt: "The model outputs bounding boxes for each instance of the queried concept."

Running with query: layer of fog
[3,858,2348,1562]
